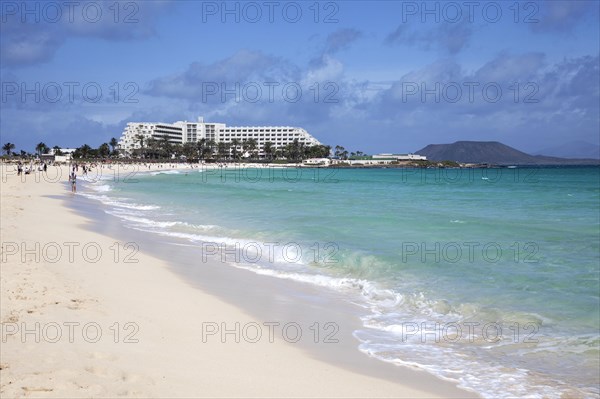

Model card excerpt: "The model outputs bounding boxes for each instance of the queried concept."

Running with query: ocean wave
[229,263,401,305]
[150,170,182,175]
[355,338,568,399]
[89,184,112,192]
[108,212,217,232]
[80,192,161,211]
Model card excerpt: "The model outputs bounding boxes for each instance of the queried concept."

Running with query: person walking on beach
[70,171,77,193]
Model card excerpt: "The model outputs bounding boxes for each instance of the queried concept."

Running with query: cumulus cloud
[0,1,174,67]
[325,28,362,54]
[0,110,124,151]
[349,53,599,151]
[385,20,472,55]
[145,49,299,101]
[473,52,546,82]
[138,47,599,152]
[309,28,362,68]
[532,1,596,33]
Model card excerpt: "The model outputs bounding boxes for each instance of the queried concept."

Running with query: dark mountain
[415,141,600,165]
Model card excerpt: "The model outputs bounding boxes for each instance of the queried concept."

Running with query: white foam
[150,170,181,175]
[90,184,112,192]
[229,262,401,308]
[355,334,568,399]
[80,191,161,211]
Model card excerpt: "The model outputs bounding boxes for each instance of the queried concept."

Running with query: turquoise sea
[82,166,600,398]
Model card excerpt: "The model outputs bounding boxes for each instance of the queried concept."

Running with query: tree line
[127,134,331,162]
[2,136,333,163]
[1,139,120,159]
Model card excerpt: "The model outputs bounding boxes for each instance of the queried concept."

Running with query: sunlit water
[82,166,600,398]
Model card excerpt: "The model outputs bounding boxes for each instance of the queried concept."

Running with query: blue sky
[1,0,599,156]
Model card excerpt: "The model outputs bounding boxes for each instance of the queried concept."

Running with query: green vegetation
[114,137,331,163]
[413,160,461,168]
[2,142,15,156]
[35,142,49,156]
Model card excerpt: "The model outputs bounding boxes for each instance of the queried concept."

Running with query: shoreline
[1,163,475,398]
[3,158,599,174]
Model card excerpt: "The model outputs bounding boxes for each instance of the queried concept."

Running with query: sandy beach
[0,162,474,398]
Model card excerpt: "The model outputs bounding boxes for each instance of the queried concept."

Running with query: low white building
[48,148,76,157]
[372,153,427,161]
[303,158,331,166]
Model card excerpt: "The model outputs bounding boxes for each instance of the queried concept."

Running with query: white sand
[0,163,473,398]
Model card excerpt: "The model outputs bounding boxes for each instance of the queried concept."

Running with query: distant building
[372,153,427,161]
[48,148,76,157]
[42,148,75,163]
[303,158,331,166]
[117,116,321,159]
[342,153,427,165]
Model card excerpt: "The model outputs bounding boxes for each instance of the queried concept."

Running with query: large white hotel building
[117,117,322,158]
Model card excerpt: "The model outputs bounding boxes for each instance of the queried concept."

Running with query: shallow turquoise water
[85,166,600,398]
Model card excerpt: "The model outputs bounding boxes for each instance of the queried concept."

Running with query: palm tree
[274,148,283,160]
[196,138,206,161]
[74,144,92,159]
[334,145,346,159]
[159,135,172,159]
[98,143,110,158]
[145,138,159,159]
[35,142,48,156]
[202,140,215,161]
[263,141,274,161]
[134,134,145,158]
[217,142,230,161]
[2,142,15,156]
[52,146,63,156]
[172,143,183,159]
[109,137,118,156]
[285,139,303,162]
[244,138,258,160]
[230,138,240,161]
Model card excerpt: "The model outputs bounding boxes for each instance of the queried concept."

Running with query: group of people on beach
[6,159,225,195]
[16,161,47,176]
